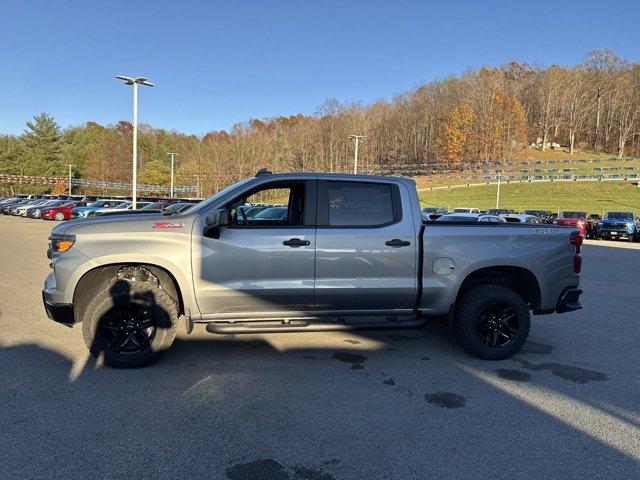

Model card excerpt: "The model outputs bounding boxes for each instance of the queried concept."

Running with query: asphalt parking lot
[0,215,638,479]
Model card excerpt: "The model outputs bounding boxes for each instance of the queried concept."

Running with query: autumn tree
[438,104,476,164]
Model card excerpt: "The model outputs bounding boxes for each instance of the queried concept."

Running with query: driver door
[192,179,317,318]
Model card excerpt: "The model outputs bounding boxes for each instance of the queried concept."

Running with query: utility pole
[166,152,179,197]
[116,75,154,208]
[348,134,366,174]
[67,164,75,195]
[495,171,501,208]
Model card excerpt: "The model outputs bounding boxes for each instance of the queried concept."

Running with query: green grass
[419,180,640,214]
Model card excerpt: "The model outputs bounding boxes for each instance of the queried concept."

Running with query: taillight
[570,234,583,246]
[570,233,582,273]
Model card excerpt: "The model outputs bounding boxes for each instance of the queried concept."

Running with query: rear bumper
[42,290,75,326]
[556,287,583,313]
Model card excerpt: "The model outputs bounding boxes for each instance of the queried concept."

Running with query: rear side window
[325,181,396,227]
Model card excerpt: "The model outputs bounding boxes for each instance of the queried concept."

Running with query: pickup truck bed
[43,171,582,368]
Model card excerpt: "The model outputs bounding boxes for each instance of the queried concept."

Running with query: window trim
[317,180,402,229]
[223,179,317,229]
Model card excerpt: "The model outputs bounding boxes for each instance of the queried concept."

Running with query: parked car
[43,171,583,368]
[522,210,553,223]
[139,200,179,212]
[555,211,588,236]
[596,211,639,242]
[1,198,32,214]
[71,199,126,218]
[485,208,514,215]
[42,201,92,221]
[93,201,152,216]
[502,214,543,224]
[585,213,601,239]
[244,206,289,223]
[451,207,481,213]
[161,202,198,215]
[421,206,448,221]
[12,198,49,216]
[26,200,69,219]
[436,213,506,223]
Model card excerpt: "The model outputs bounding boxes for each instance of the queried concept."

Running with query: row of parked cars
[0,194,200,221]
[422,206,640,242]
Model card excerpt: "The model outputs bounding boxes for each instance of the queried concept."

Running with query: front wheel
[453,285,530,360]
[54,211,65,221]
[82,280,178,368]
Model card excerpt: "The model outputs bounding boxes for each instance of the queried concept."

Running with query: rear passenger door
[314,179,418,314]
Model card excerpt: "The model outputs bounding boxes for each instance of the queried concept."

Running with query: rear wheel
[82,280,178,368]
[453,284,530,360]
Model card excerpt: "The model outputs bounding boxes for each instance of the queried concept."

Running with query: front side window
[227,183,305,227]
[326,181,395,227]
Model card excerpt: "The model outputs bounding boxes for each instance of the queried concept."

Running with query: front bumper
[556,287,583,313]
[42,290,75,325]
[598,229,634,238]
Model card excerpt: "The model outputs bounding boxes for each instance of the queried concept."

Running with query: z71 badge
[153,222,184,229]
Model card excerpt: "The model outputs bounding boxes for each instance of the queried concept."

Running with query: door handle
[283,238,310,247]
[385,239,411,247]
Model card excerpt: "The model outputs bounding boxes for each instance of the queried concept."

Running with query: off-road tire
[453,284,530,360]
[82,280,178,368]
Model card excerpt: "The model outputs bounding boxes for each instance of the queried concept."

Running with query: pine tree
[22,113,61,175]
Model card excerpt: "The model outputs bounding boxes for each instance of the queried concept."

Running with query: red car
[42,201,90,221]
[555,211,588,236]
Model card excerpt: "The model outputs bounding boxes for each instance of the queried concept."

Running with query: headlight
[49,234,76,253]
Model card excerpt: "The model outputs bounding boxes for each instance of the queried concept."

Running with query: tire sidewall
[455,286,530,359]
[82,283,177,368]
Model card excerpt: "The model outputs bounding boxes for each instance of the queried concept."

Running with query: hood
[51,211,184,236]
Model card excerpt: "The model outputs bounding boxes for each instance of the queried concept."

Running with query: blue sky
[1,0,639,135]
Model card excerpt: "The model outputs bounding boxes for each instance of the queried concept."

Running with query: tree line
[0,49,638,196]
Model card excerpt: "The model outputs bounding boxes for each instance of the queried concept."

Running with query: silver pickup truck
[43,171,583,368]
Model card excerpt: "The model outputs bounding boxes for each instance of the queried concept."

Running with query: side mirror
[204,209,230,239]
[205,209,230,227]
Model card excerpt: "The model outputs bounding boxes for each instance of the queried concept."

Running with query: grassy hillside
[418,180,640,214]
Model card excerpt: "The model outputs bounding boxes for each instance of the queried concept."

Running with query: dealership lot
[0,215,638,479]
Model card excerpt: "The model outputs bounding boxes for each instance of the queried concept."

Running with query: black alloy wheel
[475,303,518,348]
[98,303,157,354]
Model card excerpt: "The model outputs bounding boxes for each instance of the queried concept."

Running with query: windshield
[604,212,633,221]
[560,212,586,219]
[452,208,471,213]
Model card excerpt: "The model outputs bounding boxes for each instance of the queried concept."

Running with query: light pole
[67,164,75,195]
[166,152,179,197]
[348,134,366,174]
[496,171,501,208]
[116,75,154,208]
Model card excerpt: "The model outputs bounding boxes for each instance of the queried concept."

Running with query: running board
[204,315,425,334]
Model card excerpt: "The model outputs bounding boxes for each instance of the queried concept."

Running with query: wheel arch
[73,263,187,323]
[456,265,542,312]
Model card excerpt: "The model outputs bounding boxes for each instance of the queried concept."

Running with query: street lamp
[166,152,179,197]
[66,164,75,196]
[116,75,154,208]
[348,134,366,174]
